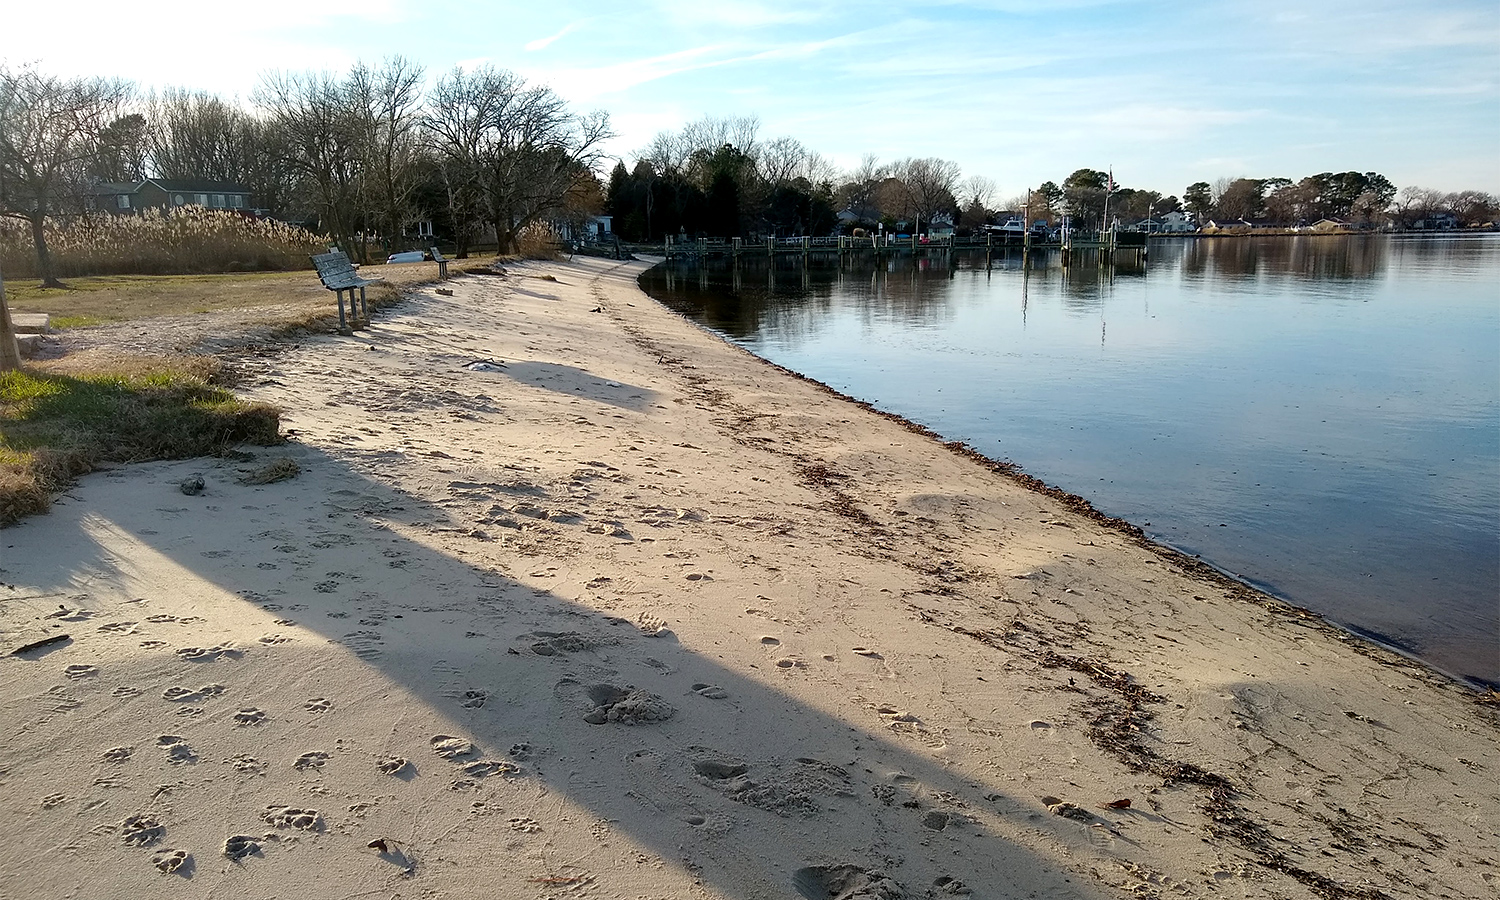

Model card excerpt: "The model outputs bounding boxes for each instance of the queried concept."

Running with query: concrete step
[16,333,43,358]
[11,313,49,334]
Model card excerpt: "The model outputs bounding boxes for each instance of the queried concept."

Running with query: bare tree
[150,89,246,180]
[640,115,761,182]
[149,89,297,214]
[758,136,806,186]
[256,70,366,256]
[426,65,612,254]
[801,151,839,189]
[348,57,426,253]
[892,157,961,228]
[959,175,996,211]
[0,264,20,370]
[957,175,996,230]
[0,63,131,286]
[835,154,888,222]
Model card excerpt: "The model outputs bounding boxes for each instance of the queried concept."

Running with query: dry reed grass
[0,208,327,279]
[515,223,563,260]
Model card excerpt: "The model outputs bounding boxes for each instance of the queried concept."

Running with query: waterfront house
[1135,211,1196,233]
[1412,212,1459,230]
[555,215,613,243]
[1310,218,1349,233]
[89,179,255,214]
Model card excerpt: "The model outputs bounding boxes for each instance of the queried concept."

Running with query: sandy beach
[1,256,1495,899]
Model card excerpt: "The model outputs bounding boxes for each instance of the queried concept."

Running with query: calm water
[639,235,1500,687]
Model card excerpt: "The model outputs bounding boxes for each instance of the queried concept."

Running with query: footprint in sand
[272,618,298,626]
[233,707,267,726]
[139,640,168,650]
[40,793,69,809]
[111,685,142,698]
[156,735,196,765]
[304,697,334,713]
[145,615,178,624]
[98,621,139,634]
[922,810,952,831]
[523,631,595,656]
[63,664,98,679]
[103,746,134,763]
[293,751,330,770]
[459,690,487,709]
[223,835,261,861]
[508,743,533,760]
[176,645,242,662]
[152,849,191,875]
[793,864,905,900]
[933,875,973,895]
[257,634,291,645]
[508,817,542,833]
[228,754,263,775]
[460,759,518,779]
[691,683,729,700]
[376,755,411,777]
[635,615,670,637]
[581,684,675,725]
[121,814,166,846]
[430,735,478,761]
[163,684,224,702]
[339,630,384,660]
[759,636,781,646]
[263,805,322,830]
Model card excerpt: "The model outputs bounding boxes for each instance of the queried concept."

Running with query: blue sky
[6,1,1497,197]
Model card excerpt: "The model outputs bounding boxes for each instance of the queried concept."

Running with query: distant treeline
[0,59,608,284]
[607,121,1497,241]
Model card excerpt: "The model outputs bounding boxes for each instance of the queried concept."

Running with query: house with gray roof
[89,179,255,214]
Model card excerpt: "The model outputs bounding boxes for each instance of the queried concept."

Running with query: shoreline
[634,249,1499,690]
[641,290,1484,691]
[1,257,1495,898]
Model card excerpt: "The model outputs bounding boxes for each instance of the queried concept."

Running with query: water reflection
[1177,234,1389,281]
[643,248,1155,334]
[640,235,1500,686]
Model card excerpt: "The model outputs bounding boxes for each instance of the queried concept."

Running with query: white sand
[1,257,1495,899]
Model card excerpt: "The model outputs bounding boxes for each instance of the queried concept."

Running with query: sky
[4,0,1497,198]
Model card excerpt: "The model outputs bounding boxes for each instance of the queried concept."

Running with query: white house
[1145,210,1195,233]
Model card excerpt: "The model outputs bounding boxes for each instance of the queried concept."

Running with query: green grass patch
[1,361,282,526]
[48,315,105,329]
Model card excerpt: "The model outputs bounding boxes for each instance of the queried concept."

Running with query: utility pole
[1023,188,1031,254]
[1102,167,1113,248]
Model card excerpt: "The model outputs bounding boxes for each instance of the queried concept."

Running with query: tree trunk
[0,265,21,371]
[29,212,63,289]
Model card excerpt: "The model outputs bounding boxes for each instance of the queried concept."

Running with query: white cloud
[525,20,590,52]
[524,44,759,101]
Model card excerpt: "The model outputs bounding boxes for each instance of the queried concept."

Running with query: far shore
[1,257,1495,899]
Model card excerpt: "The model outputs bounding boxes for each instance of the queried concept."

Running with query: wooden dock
[659,232,1147,265]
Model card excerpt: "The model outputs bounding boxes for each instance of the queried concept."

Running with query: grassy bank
[0,356,281,526]
[4,261,461,327]
[0,257,500,525]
